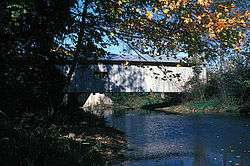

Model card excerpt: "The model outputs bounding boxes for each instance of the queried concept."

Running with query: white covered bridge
[65,55,207,93]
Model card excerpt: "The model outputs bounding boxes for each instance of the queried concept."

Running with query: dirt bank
[0,107,126,166]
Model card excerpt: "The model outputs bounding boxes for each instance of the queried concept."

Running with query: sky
[105,40,188,62]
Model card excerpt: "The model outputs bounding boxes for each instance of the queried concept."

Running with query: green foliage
[0,0,75,114]
[184,53,250,113]
[0,0,129,159]
[0,0,248,163]
[185,96,240,114]
[186,65,250,102]
[107,93,164,108]
[188,98,221,111]
[219,29,240,48]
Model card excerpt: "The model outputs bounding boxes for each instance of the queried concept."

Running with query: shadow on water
[105,109,250,166]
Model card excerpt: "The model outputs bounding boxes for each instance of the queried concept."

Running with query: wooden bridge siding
[67,64,207,93]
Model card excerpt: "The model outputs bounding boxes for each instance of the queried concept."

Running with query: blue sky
[105,40,188,62]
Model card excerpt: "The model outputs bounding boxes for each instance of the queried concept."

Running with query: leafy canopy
[99,0,249,60]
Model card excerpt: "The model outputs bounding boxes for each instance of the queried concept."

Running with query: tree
[0,0,75,113]
[0,0,248,110]
[62,0,248,80]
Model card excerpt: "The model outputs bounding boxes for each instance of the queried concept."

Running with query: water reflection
[105,109,250,166]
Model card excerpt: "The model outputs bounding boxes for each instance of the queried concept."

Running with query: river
[105,109,250,166]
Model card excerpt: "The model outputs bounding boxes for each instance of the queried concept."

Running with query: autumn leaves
[118,0,248,54]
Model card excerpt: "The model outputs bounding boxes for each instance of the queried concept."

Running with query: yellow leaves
[163,8,169,14]
[158,0,169,5]
[161,0,181,12]
[209,32,216,38]
[234,32,246,52]
[238,32,244,38]
[109,32,115,37]
[146,11,153,20]
[182,17,192,24]
[216,20,226,32]
[181,0,189,5]
[206,19,227,34]
[206,21,212,28]
[217,4,231,12]
[175,1,181,8]
[204,11,247,42]
[153,7,158,13]
[237,32,245,45]
[240,19,246,24]
[157,0,191,17]
[237,19,247,27]
[197,0,203,5]
[118,0,247,51]
[197,0,211,7]
[216,12,223,18]
[117,0,129,6]
[181,14,192,24]
[51,47,72,56]
[117,1,122,6]
[184,19,191,24]
[169,4,175,11]
[234,45,241,52]
[206,21,217,38]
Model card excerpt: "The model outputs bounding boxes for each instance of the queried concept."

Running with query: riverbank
[0,107,126,166]
[154,98,249,115]
[107,93,166,109]
[107,93,248,115]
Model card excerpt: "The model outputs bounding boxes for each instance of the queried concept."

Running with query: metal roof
[101,53,181,63]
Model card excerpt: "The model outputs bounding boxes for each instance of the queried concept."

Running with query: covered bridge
[65,54,207,93]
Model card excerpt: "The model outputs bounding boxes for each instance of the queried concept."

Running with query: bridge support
[83,93,113,109]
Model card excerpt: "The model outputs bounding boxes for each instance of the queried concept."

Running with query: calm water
[105,109,250,166]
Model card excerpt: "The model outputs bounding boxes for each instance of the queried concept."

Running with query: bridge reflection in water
[105,109,250,166]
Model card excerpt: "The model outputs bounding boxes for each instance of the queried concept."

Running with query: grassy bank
[154,97,249,115]
[106,93,165,109]
[106,93,248,115]
[0,107,126,166]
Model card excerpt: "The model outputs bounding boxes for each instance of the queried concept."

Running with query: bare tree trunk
[66,0,89,85]
[62,0,90,105]
[219,52,226,99]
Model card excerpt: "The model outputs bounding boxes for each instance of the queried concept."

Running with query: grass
[187,98,221,111]
[104,93,242,115]
[107,93,165,108]
[154,97,242,115]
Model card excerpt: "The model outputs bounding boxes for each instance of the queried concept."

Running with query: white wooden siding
[67,64,207,93]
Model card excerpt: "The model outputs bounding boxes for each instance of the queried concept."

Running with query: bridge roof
[59,53,192,66]
[101,53,181,63]
[80,53,193,67]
